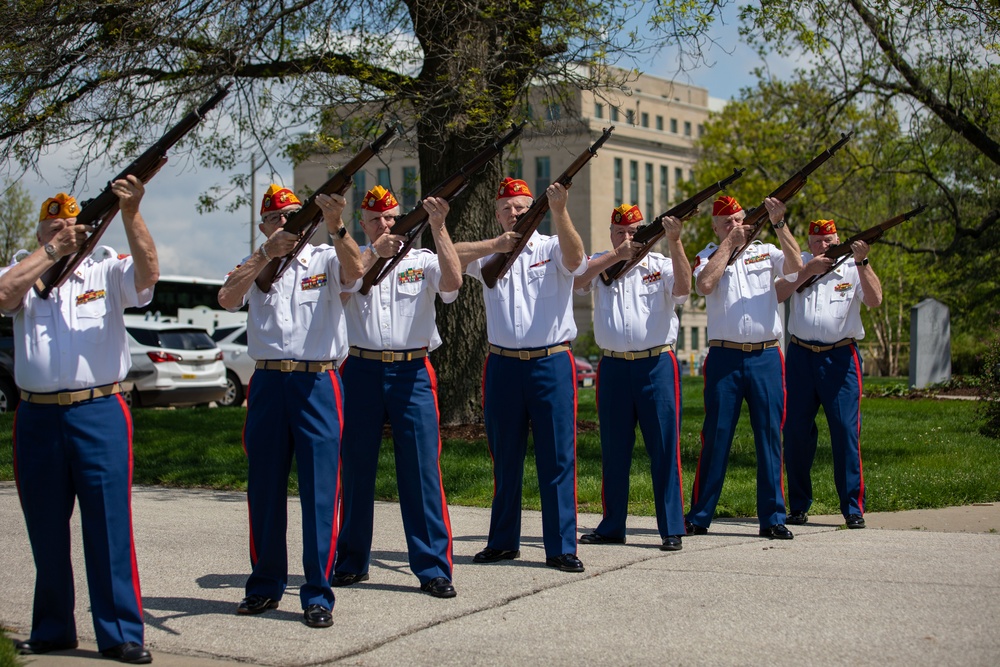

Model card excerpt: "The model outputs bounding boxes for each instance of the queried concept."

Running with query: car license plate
[181,373,197,380]
[582,378,594,387]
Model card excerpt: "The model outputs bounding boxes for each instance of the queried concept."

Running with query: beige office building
[294,69,715,372]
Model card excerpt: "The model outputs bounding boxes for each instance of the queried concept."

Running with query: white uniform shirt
[578,251,687,352]
[1,246,153,393]
[787,251,866,343]
[231,244,358,362]
[694,240,788,343]
[467,232,587,349]
[344,247,458,351]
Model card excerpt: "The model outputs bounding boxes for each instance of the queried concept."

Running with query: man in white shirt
[218,184,363,628]
[686,195,803,539]
[333,186,461,598]
[776,219,882,529]
[1,181,158,664]
[574,204,691,551]
[455,177,587,573]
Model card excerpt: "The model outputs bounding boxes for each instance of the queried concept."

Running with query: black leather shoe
[579,532,626,545]
[846,514,866,529]
[303,604,333,628]
[14,639,78,655]
[545,553,585,572]
[100,642,152,664]
[786,510,808,525]
[473,547,520,563]
[420,576,457,598]
[685,520,708,536]
[660,535,683,551]
[237,594,279,615]
[331,571,370,587]
[759,524,794,539]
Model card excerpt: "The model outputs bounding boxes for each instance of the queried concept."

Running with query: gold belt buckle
[810,344,821,353]
[382,351,394,363]
[624,351,635,361]
[58,392,73,406]
[742,343,753,353]
[280,360,294,372]
[518,350,531,361]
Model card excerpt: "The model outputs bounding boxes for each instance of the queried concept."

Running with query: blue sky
[12,8,787,279]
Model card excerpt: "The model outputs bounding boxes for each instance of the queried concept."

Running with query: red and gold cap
[496,177,532,200]
[39,193,80,222]
[808,219,837,235]
[360,185,399,212]
[712,195,742,217]
[260,184,301,215]
[612,204,643,226]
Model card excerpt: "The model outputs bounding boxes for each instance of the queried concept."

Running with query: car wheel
[218,370,245,407]
[0,376,19,413]
[121,386,140,410]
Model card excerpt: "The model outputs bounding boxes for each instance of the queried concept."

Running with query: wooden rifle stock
[255,123,401,292]
[481,126,615,288]
[796,204,925,293]
[359,121,527,295]
[600,167,745,285]
[37,84,231,299]
[726,132,853,266]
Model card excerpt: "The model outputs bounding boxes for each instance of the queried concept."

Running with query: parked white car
[212,324,254,407]
[124,319,227,408]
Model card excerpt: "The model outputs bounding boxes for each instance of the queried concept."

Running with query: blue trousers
[687,346,787,529]
[335,355,453,585]
[595,352,685,539]
[783,341,866,518]
[14,395,144,651]
[482,350,578,558]
[242,368,343,610]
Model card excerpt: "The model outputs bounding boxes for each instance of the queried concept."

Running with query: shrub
[976,327,1000,439]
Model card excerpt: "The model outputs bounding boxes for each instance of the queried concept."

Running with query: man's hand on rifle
[851,240,870,263]
[763,197,786,225]
[661,215,683,242]
[725,224,749,249]
[424,197,449,232]
[493,231,522,253]
[373,233,406,259]
[316,193,347,233]
[802,254,836,277]
[262,230,298,260]
[547,182,569,213]
[112,175,145,217]
[47,223,93,260]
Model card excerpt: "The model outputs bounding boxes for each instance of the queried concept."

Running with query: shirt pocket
[746,263,772,291]
[639,278,666,314]
[395,280,422,318]
[526,263,558,299]
[75,298,109,343]
[830,289,851,318]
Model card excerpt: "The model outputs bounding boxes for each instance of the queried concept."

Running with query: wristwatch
[44,243,58,259]
[336,225,348,239]
[860,257,870,266]
[772,218,786,229]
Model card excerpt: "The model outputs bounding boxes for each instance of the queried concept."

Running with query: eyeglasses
[262,207,301,225]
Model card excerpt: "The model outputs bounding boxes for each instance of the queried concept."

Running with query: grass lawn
[0,376,997,517]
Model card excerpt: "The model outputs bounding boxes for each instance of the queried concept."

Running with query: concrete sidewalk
[1,483,998,666]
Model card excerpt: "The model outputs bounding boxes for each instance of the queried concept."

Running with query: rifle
[600,167,745,285]
[359,121,527,295]
[255,122,400,291]
[796,204,926,293]
[726,132,853,266]
[481,126,616,288]
[36,84,231,299]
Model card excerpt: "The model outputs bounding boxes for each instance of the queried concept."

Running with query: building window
[660,165,669,209]
[689,169,695,182]
[656,115,664,131]
[611,106,620,121]
[508,158,523,179]
[351,171,366,243]
[629,160,639,204]
[691,326,699,350]
[536,156,552,234]
[614,158,623,207]
[670,118,678,133]
[402,166,418,210]
[684,121,692,137]
[376,167,390,188]
[677,326,686,350]
[626,109,636,125]
[675,167,683,195]
[645,163,654,221]
[546,103,561,121]
[641,112,649,128]
[595,103,604,119]
[698,124,705,138]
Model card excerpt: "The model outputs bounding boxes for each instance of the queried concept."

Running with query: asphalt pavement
[1,482,998,666]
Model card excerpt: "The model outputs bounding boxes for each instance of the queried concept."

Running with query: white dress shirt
[467,232,587,349]
[232,244,359,362]
[694,240,788,343]
[344,247,457,351]
[786,251,866,343]
[2,246,153,393]
[578,251,687,352]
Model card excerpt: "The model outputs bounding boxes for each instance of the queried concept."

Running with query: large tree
[0,181,36,262]
[0,0,722,423]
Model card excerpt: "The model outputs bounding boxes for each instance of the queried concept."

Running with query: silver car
[124,319,227,408]
[212,324,254,407]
